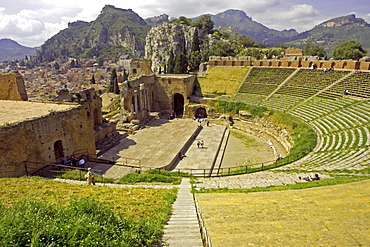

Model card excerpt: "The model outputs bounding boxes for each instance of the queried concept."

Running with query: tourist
[70,156,78,166]
[311,174,320,181]
[299,176,311,182]
[62,157,68,166]
[200,140,204,148]
[84,167,95,185]
[79,158,85,168]
[197,140,201,148]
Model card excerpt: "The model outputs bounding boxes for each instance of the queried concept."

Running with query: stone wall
[208,54,370,71]
[0,106,96,177]
[0,71,28,100]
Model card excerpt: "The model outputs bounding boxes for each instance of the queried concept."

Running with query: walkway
[98,118,199,177]
[161,178,203,246]
[175,124,226,171]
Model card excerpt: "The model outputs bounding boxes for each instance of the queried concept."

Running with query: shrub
[0,198,161,246]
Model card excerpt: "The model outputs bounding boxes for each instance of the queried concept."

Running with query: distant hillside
[194,9,298,46]
[285,14,370,56]
[145,14,169,26]
[0,39,37,62]
[38,5,150,62]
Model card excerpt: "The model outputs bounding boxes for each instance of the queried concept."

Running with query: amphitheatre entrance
[195,107,207,118]
[53,140,64,160]
[173,93,184,117]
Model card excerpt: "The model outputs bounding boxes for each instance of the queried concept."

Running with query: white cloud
[252,4,324,32]
[0,0,369,47]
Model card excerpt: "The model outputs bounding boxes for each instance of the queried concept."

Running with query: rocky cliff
[39,5,150,62]
[145,22,212,73]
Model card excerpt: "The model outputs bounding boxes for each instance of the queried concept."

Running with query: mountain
[285,14,370,55]
[38,5,150,62]
[145,14,169,26]
[194,9,298,46]
[0,39,37,62]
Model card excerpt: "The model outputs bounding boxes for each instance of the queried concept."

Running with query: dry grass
[196,179,370,246]
[0,177,177,220]
[198,67,249,95]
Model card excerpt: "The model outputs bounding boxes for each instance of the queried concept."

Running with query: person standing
[84,167,95,185]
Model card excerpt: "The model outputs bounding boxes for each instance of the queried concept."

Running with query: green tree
[191,28,200,52]
[332,40,367,60]
[209,41,236,57]
[167,51,175,74]
[109,68,119,94]
[193,15,214,34]
[304,39,326,57]
[90,74,96,84]
[174,53,188,74]
[178,16,192,25]
[187,50,201,71]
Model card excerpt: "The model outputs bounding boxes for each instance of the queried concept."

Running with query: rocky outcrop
[144,22,212,73]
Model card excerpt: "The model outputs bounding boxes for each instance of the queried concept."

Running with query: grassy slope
[198,67,249,95]
[0,177,177,220]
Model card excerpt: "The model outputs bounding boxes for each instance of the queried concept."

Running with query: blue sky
[1,0,369,47]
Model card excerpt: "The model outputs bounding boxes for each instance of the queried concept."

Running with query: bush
[0,198,161,246]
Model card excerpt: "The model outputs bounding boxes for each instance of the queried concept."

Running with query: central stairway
[161,178,204,246]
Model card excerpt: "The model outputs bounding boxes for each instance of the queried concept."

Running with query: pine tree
[109,68,119,94]
[167,51,175,74]
[90,74,96,84]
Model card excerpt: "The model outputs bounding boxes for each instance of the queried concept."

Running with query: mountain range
[1,6,370,62]
[0,39,38,62]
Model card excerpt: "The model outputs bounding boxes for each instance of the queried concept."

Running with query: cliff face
[39,5,150,62]
[144,22,212,73]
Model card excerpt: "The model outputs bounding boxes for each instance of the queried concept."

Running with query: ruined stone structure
[0,102,96,177]
[0,71,28,100]
[0,71,112,177]
[207,49,370,71]
[120,59,197,122]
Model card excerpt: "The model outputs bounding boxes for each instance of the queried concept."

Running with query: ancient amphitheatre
[1,53,370,246]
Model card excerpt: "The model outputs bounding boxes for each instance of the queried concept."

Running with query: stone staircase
[161,178,204,247]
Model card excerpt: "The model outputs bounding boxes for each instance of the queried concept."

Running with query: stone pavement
[161,178,203,247]
[99,118,200,176]
[194,171,333,190]
[175,124,226,171]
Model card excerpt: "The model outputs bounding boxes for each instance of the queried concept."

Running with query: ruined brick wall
[0,106,96,177]
[154,75,195,113]
[0,72,28,101]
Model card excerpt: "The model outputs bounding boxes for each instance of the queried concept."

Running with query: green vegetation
[209,100,316,169]
[0,177,177,246]
[59,169,192,185]
[197,67,249,95]
[332,40,367,60]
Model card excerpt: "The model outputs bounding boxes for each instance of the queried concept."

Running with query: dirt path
[221,129,275,168]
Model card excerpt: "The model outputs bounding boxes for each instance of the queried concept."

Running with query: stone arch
[342,62,347,69]
[173,93,184,117]
[54,140,64,160]
[195,107,207,118]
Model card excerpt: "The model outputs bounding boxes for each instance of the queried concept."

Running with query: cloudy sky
[1,0,370,47]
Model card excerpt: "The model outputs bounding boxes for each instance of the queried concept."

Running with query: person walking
[84,167,95,185]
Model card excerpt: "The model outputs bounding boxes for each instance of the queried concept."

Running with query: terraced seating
[328,71,370,98]
[285,69,350,89]
[238,83,278,95]
[209,65,369,172]
[260,94,302,112]
[281,99,370,171]
[242,67,296,85]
